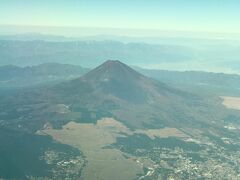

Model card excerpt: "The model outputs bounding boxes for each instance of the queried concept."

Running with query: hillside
[2,62,240,97]
[136,68,240,96]
[0,63,89,87]
[0,60,231,131]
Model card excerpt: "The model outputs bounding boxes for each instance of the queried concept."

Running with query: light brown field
[42,118,188,180]
[221,96,240,110]
[135,128,189,139]
[43,118,142,180]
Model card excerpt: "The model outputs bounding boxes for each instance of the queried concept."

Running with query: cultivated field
[42,118,188,179]
[221,96,240,110]
[135,128,189,139]
[43,118,142,180]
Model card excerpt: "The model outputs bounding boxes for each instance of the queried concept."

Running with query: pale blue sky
[1,0,240,35]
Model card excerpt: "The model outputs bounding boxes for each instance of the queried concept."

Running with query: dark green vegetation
[0,128,84,179]
[111,130,240,179]
[113,134,203,154]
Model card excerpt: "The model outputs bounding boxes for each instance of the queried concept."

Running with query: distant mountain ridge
[1,62,240,96]
[0,63,89,87]
[1,60,226,132]
[1,34,240,74]
[0,39,198,67]
[136,67,240,96]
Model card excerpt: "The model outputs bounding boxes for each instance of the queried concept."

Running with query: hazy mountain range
[0,39,196,67]
[1,62,240,96]
[1,33,240,73]
[0,63,88,87]
[0,60,231,131]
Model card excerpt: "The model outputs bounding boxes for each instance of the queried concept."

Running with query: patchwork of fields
[42,118,188,179]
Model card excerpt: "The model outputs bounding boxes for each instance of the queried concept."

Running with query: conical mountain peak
[82,60,143,83]
[102,60,123,66]
[66,60,194,105]
[43,60,202,128]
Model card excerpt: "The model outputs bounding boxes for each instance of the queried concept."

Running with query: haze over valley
[1,33,240,74]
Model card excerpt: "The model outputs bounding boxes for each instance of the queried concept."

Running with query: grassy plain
[221,96,240,110]
[43,118,142,180]
[43,118,189,179]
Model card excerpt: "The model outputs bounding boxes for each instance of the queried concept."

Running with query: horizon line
[1,24,240,38]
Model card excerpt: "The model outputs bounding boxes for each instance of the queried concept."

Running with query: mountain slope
[78,60,186,104]
[59,60,198,103]
[0,63,89,87]
[1,60,227,132]
[135,67,240,96]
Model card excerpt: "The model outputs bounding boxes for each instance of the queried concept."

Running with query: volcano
[47,60,209,128]
[3,60,219,131]
[64,60,195,104]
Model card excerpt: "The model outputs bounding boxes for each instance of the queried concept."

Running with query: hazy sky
[1,0,240,36]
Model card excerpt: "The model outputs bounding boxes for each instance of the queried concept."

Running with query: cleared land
[43,118,142,180]
[221,96,240,110]
[135,128,189,139]
[42,118,188,180]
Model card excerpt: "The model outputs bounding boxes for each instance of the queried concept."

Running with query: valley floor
[41,117,240,180]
